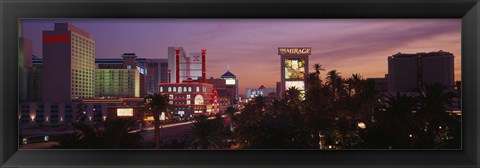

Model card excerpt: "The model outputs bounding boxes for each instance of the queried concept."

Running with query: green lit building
[94,53,143,98]
[95,69,140,98]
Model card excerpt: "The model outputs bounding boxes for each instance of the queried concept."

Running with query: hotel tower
[42,23,95,103]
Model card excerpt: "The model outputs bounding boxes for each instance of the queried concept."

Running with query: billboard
[225,79,236,85]
[285,58,306,80]
[117,108,133,117]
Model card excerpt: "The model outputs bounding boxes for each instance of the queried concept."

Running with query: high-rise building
[167,47,206,83]
[147,59,168,94]
[95,53,148,97]
[387,50,454,93]
[19,37,33,101]
[168,47,186,83]
[42,23,95,102]
[94,53,144,98]
[95,69,140,98]
[279,47,311,99]
[27,56,43,101]
[135,57,148,96]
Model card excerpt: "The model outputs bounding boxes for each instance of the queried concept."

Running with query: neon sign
[278,48,311,55]
[43,34,69,42]
[117,108,134,117]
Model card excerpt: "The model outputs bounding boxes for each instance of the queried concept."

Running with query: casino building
[94,53,146,98]
[387,51,455,93]
[158,81,214,117]
[167,47,207,83]
[279,47,311,99]
[42,23,96,102]
[205,70,239,112]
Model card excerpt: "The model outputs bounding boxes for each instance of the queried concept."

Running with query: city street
[20,121,195,149]
[139,121,194,143]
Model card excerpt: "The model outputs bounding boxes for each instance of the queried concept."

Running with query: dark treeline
[229,63,461,149]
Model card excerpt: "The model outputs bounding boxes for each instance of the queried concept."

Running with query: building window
[160,87,163,92]
[196,87,200,92]
[173,87,176,92]
[188,87,192,92]
[187,100,191,105]
[187,95,191,99]
[178,87,182,93]
[168,87,171,92]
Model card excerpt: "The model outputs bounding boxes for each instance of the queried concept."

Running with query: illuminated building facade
[42,23,96,102]
[19,98,146,128]
[279,47,311,99]
[94,53,144,98]
[19,102,75,128]
[158,81,214,116]
[82,98,146,123]
[387,50,454,93]
[168,47,207,83]
[94,69,140,98]
[205,70,239,112]
[220,70,239,107]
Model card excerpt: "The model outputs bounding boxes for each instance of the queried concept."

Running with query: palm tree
[313,63,325,77]
[189,114,224,149]
[144,93,170,148]
[377,93,420,148]
[326,70,344,103]
[232,96,269,148]
[102,118,144,148]
[417,82,456,148]
[284,87,302,105]
[55,118,143,149]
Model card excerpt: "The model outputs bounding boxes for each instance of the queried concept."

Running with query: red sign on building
[43,34,69,42]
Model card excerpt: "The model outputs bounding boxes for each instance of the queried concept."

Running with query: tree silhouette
[144,93,170,148]
[55,118,143,149]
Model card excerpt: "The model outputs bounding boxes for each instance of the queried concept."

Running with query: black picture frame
[1,0,479,167]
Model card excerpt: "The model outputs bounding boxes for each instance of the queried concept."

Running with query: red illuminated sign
[43,34,69,42]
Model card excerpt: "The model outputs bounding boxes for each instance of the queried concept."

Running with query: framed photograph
[1,0,479,167]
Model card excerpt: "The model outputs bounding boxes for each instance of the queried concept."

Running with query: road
[140,122,194,144]
[20,121,195,149]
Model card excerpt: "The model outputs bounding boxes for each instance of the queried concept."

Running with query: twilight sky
[21,19,461,95]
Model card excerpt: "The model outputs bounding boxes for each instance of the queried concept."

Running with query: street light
[357,122,366,129]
